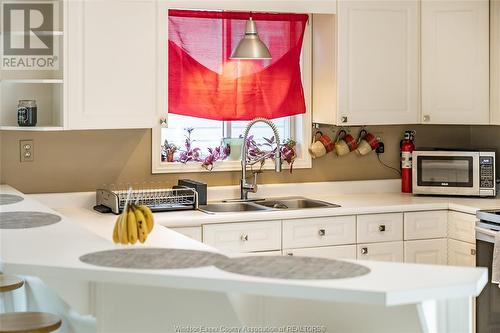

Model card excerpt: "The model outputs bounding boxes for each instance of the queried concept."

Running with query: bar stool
[0,312,62,333]
[0,275,24,313]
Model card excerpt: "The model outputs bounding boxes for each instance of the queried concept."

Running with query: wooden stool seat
[0,312,62,333]
[0,276,24,293]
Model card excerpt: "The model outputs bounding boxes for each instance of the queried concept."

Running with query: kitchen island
[0,184,488,333]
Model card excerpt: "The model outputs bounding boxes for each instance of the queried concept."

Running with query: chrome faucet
[240,118,282,200]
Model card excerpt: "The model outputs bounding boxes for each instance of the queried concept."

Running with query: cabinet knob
[361,247,368,255]
[423,115,430,122]
[341,116,348,123]
[471,249,476,256]
[378,225,386,232]
[287,252,294,256]
[318,229,326,236]
[240,234,249,241]
[159,117,168,126]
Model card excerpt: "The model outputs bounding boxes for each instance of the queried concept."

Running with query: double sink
[199,197,340,214]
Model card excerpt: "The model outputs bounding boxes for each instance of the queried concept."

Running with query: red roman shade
[168,10,309,121]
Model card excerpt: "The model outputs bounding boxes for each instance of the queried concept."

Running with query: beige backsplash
[0,124,494,194]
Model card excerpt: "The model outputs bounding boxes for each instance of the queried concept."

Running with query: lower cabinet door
[283,245,357,260]
[404,238,447,265]
[448,239,476,267]
[357,241,404,262]
[203,221,281,253]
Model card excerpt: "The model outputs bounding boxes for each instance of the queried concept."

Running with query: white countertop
[0,183,491,307]
[34,179,500,228]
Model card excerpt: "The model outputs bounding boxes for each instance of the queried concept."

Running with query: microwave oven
[412,149,496,197]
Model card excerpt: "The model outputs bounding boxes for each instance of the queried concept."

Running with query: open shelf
[0,81,64,128]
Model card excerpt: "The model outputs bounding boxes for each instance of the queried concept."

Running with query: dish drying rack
[94,187,198,214]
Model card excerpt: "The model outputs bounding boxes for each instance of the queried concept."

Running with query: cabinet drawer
[357,213,403,243]
[357,241,404,263]
[283,245,357,260]
[237,251,282,257]
[283,216,356,249]
[404,210,448,240]
[448,211,476,243]
[448,239,476,267]
[203,221,281,253]
[404,239,447,265]
[170,227,202,242]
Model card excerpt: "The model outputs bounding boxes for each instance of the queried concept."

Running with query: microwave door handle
[475,226,499,238]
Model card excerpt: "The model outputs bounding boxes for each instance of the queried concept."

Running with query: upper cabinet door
[337,0,419,125]
[421,0,489,125]
[66,0,163,129]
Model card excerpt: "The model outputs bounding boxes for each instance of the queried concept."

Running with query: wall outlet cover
[20,140,34,162]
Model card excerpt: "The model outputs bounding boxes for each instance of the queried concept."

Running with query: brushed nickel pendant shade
[230,18,272,60]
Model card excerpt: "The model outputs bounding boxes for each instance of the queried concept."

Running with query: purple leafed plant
[246,136,297,173]
[169,128,296,172]
[178,127,202,164]
[201,145,231,171]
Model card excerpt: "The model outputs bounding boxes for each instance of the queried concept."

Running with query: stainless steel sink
[199,202,269,213]
[255,197,340,210]
[199,197,340,214]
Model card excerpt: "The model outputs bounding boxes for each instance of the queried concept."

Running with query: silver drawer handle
[318,229,326,236]
[361,247,368,255]
[240,234,249,241]
[286,252,294,256]
[378,225,386,232]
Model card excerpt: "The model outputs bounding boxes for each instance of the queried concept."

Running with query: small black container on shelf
[17,100,37,127]
[178,179,207,205]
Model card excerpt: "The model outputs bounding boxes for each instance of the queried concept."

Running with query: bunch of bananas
[112,204,154,244]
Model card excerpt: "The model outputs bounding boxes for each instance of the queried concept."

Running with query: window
[152,10,312,173]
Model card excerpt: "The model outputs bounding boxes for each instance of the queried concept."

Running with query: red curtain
[168,10,309,121]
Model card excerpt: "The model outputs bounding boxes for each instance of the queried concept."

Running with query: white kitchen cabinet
[203,221,281,253]
[337,0,419,125]
[282,216,356,249]
[66,0,164,129]
[284,245,357,260]
[170,227,202,242]
[357,241,404,263]
[404,239,447,265]
[448,239,476,267]
[491,0,500,124]
[357,213,404,244]
[404,210,448,240]
[448,211,476,244]
[421,0,489,124]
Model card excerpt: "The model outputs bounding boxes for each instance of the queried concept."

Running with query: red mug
[344,133,358,151]
[315,131,334,153]
[356,130,380,155]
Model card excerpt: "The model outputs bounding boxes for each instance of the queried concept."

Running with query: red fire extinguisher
[401,131,416,193]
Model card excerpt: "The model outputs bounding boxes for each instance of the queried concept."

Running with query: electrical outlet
[376,142,385,154]
[20,140,34,162]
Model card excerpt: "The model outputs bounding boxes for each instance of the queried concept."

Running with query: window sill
[152,156,312,174]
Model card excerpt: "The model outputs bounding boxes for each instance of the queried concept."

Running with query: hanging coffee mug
[309,140,327,159]
[309,131,334,159]
[344,133,358,152]
[317,131,334,153]
[356,129,380,156]
[334,130,350,157]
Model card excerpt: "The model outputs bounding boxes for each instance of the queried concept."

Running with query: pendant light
[230,18,272,60]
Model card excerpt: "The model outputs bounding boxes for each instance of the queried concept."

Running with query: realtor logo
[1,1,59,70]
